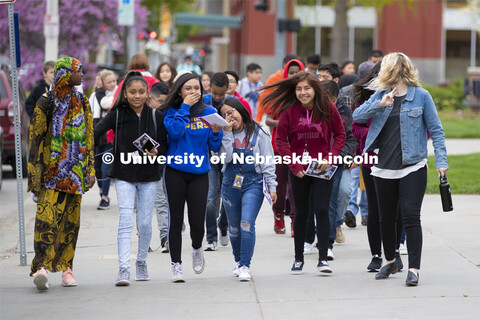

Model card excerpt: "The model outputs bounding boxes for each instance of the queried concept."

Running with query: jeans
[96,144,112,197]
[348,166,368,216]
[206,163,222,242]
[155,177,168,242]
[115,180,157,270]
[222,176,264,267]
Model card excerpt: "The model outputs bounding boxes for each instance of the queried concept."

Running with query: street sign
[118,0,135,26]
[44,14,59,37]
[0,0,16,4]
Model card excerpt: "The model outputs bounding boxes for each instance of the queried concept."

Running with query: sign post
[4,0,27,266]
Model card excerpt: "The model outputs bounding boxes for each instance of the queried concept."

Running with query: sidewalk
[1,177,479,320]
[428,138,480,155]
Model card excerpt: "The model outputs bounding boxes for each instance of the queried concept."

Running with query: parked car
[0,70,29,177]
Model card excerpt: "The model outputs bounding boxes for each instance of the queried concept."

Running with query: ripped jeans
[222,175,264,268]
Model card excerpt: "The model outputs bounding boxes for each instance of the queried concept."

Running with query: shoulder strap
[152,108,157,141]
[115,108,119,152]
[250,126,260,147]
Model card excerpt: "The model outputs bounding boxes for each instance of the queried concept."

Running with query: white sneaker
[399,243,408,255]
[327,248,334,260]
[219,233,229,246]
[232,262,240,277]
[204,241,217,251]
[304,242,313,255]
[171,262,184,283]
[192,248,205,274]
[238,266,252,282]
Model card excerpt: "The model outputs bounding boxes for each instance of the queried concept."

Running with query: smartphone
[143,140,155,152]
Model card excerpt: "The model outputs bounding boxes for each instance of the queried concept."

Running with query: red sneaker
[274,213,286,234]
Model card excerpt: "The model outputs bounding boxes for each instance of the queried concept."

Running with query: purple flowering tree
[0,0,149,90]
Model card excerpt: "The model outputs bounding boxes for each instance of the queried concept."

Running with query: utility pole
[44,0,59,61]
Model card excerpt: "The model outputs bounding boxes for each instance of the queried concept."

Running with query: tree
[0,0,149,90]
[330,0,417,63]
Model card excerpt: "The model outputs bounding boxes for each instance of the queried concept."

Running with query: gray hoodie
[220,127,277,193]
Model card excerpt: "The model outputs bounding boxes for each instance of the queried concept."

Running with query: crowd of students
[27,51,448,290]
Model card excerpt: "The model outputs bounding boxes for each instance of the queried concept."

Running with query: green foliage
[141,0,194,30]
[426,153,480,194]
[423,79,466,110]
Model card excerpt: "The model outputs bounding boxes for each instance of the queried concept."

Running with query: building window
[445,30,479,80]
[354,28,374,64]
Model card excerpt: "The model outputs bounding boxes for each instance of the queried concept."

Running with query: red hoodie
[275,97,346,175]
[268,59,305,152]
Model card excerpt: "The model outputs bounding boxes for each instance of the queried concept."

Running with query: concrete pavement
[0,175,479,320]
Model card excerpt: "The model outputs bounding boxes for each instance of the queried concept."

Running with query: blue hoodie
[164,103,223,174]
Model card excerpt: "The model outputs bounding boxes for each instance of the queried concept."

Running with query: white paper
[263,177,273,206]
[133,133,160,153]
[199,113,229,127]
[305,161,338,180]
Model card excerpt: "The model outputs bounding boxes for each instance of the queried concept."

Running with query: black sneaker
[367,255,383,272]
[97,198,110,210]
[290,261,304,274]
[361,215,368,226]
[317,260,332,273]
[344,210,356,228]
[396,252,403,271]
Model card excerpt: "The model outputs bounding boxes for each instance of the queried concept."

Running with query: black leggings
[373,166,427,269]
[290,172,333,262]
[165,166,209,264]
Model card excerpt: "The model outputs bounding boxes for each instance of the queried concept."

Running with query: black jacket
[94,103,168,183]
[335,96,358,159]
[26,79,49,118]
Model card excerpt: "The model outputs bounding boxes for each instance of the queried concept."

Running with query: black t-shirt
[376,95,411,170]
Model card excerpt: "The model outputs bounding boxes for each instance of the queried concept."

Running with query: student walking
[94,71,168,286]
[28,57,95,290]
[238,63,263,119]
[353,52,448,286]
[263,71,346,274]
[163,73,223,282]
[218,97,277,281]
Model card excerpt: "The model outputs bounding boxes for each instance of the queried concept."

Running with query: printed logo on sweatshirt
[186,117,207,130]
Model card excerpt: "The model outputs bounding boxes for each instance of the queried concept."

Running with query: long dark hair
[262,71,331,122]
[352,63,381,111]
[155,62,177,88]
[111,71,148,110]
[219,97,266,145]
[163,73,206,117]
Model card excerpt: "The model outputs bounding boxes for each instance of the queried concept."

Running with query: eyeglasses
[222,108,235,118]
[228,79,237,84]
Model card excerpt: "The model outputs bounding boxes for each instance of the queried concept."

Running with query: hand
[317,159,331,172]
[223,120,235,132]
[437,168,448,178]
[85,175,96,189]
[210,123,223,133]
[380,87,398,107]
[145,147,158,157]
[183,92,201,106]
[270,192,277,205]
[295,170,306,178]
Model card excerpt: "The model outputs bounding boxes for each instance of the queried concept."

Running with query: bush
[423,78,465,110]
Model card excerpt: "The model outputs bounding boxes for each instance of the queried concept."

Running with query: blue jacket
[352,86,448,169]
[164,103,223,174]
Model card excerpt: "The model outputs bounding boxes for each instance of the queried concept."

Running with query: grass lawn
[426,153,480,194]
[439,109,480,139]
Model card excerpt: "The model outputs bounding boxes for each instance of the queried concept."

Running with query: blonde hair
[369,52,421,91]
[100,70,116,86]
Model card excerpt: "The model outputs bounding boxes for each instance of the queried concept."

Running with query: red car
[0,70,29,177]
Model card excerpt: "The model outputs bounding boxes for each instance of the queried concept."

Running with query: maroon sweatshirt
[276,102,346,175]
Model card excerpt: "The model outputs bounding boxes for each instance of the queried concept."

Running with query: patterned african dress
[27,93,95,275]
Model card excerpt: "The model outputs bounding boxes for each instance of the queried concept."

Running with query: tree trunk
[331,0,349,64]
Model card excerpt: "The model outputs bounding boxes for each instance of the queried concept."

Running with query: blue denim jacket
[352,86,448,169]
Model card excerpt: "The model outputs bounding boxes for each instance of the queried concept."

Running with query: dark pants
[273,158,295,219]
[164,166,209,264]
[373,166,427,269]
[290,172,333,262]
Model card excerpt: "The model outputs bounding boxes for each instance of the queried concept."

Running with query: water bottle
[439,176,453,212]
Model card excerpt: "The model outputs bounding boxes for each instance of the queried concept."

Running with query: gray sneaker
[171,262,185,283]
[115,268,130,286]
[192,247,205,274]
[135,261,149,281]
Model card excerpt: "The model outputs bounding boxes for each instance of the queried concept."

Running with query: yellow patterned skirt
[30,188,82,275]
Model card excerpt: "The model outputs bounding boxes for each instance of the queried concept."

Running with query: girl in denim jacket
[353,52,448,286]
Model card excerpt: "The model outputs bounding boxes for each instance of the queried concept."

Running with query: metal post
[275,0,287,68]
[8,3,27,266]
[44,0,59,61]
[349,26,354,61]
[471,28,476,67]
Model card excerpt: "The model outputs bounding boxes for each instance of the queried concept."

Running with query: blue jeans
[206,163,221,242]
[327,166,344,248]
[348,166,368,216]
[97,144,112,196]
[155,178,168,242]
[222,177,264,267]
[115,180,157,270]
